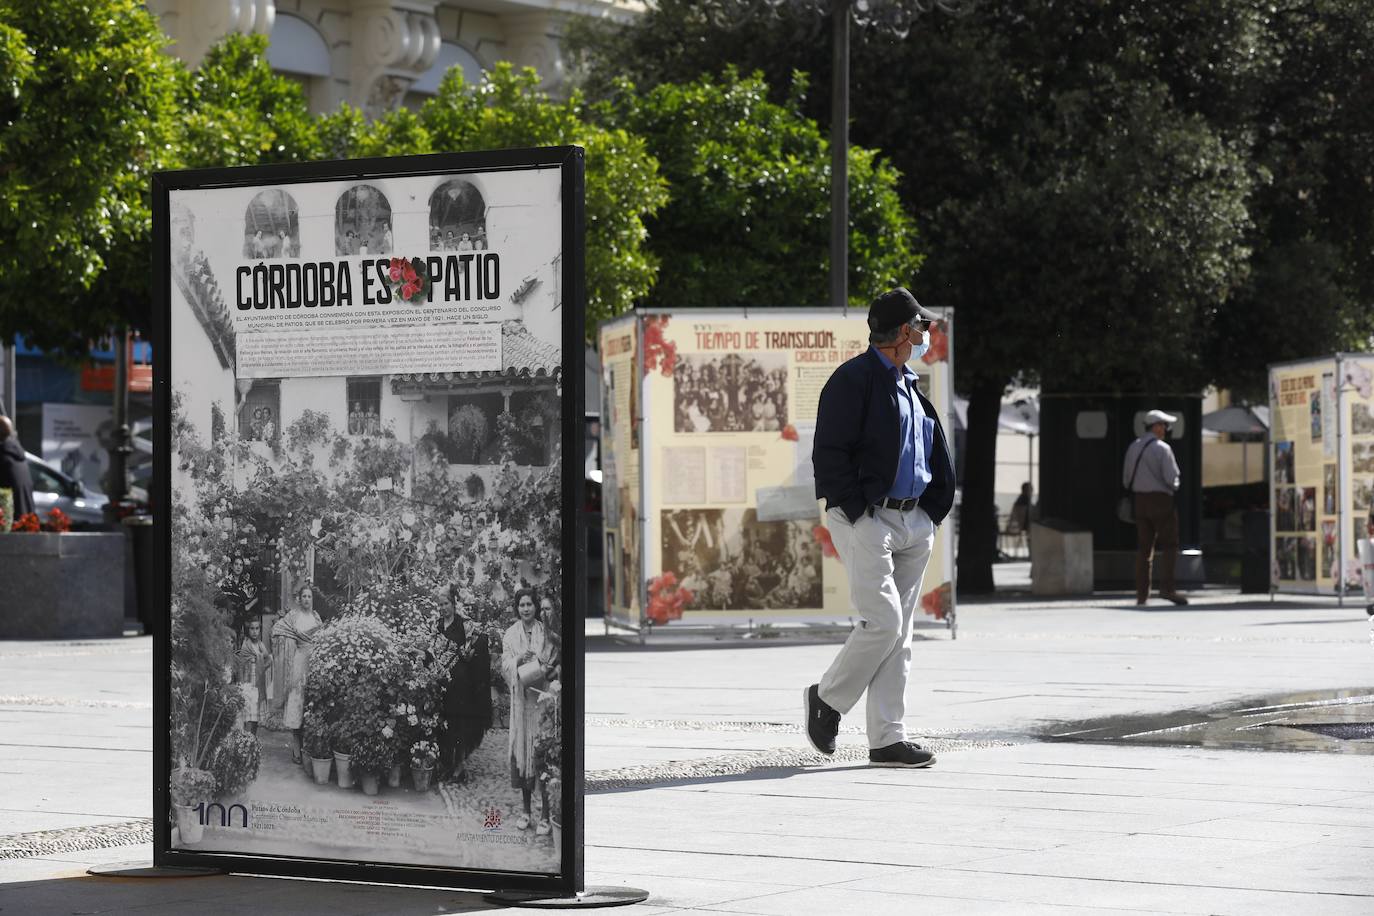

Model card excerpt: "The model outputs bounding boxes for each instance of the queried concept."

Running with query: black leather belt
[873,497,920,512]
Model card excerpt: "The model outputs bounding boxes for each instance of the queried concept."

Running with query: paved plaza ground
[2,568,1372,914]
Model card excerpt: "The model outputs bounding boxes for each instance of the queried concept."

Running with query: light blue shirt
[871,346,933,502]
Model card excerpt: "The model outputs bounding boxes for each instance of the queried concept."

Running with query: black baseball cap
[867,287,939,332]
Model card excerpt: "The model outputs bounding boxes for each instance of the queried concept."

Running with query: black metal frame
[151,147,586,894]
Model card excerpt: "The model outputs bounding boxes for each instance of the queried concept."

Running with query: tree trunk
[956,380,1004,595]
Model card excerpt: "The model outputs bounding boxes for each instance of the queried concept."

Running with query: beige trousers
[818,504,935,749]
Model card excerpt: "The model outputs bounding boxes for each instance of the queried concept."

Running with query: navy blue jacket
[812,349,957,525]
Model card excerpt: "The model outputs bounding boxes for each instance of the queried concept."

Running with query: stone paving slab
[3,592,1373,914]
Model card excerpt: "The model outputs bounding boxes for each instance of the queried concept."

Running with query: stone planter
[0,532,126,638]
[360,773,380,796]
[387,763,403,788]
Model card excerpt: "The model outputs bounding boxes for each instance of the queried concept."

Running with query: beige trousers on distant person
[819,504,935,749]
[1134,491,1179,601]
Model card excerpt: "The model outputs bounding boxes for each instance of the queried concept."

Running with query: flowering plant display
[209,728,261,795]
[302,710,332,760]
[387,257,428,304]
[44,507,72,532]
[304,616,406,765]
[10,512,39,532]
[169,766,217,807]
[410,739,439,769]
[0,488,11,533]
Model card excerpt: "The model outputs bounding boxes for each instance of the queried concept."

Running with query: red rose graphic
[920,581,952,620]
[646,572,691,624]
[921,321,950,365]
[781,424,799,442]
[812,525,837,559]
[388,258,405,282]
[641,316,678,377]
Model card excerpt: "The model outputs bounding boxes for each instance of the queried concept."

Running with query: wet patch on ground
[1041,687,1374,755]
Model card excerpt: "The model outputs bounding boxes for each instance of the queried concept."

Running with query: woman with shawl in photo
[272,582,322,764]
[501,588,555,832]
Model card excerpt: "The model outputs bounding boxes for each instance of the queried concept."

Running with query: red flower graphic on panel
[921,320,950,365]
[646,571,693,624]
[812,525,837,559]
[780,424,799,442]
[642,316,678,377]
[920,581,952,620]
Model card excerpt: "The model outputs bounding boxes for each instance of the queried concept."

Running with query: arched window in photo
[429,178,488,251]
[244,189,301,259]
[335,184,393,256]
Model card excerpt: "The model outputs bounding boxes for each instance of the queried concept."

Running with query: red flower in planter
[781,424,799,442]
[44,508,71,533]
[812,525,837,559]
[12,513,40,533]
[920,321,950,366]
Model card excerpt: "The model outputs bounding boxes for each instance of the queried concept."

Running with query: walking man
[1123,409,1188,606]
[804,288,956,767]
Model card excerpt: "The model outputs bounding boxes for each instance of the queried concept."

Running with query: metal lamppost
[715,0,960,308]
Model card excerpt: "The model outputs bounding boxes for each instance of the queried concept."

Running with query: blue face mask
[908,329,931,360]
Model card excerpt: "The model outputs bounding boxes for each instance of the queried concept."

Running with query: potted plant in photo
[209,728,261,797]
[302,711,333,785]
[169,766,216,845]
[351,724,393,796]
[410,739,438,792]
[304,616,405,790]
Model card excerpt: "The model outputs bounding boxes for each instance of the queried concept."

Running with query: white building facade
[148,0,643,116]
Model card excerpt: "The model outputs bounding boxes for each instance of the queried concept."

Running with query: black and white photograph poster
[157,150,581,890]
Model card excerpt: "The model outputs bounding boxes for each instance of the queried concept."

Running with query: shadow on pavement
[591,762,878,795]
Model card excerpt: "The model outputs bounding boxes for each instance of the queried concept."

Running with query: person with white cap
[1123,409,1188,606]
[804,287,957,768]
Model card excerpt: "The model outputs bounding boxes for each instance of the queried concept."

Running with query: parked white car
[25,452,109,529]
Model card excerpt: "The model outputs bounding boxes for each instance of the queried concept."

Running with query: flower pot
[387,763,403,788]
[310,756,333,785]
[334,751,354,789]
[410,764,433,792]
[360,773,380,796]
[174,804,203,845]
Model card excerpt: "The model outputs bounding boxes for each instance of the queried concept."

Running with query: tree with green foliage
[0,0,178,354]
[1206,0,1374,401]
[592,67,919,309]
[570,0,1293,592]
[410,63,669,332]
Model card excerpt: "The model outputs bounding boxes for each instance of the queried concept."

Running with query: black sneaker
[868,741,936,768]
[1163,593,1190,606]
[803,684,840,755]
